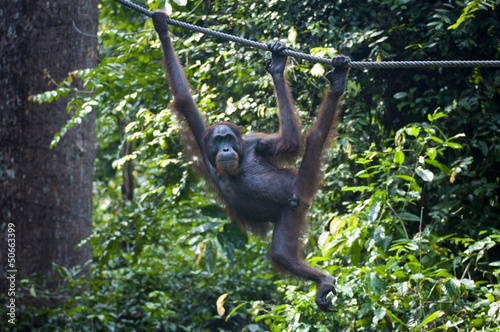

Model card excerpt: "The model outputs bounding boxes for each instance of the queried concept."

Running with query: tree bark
[0,0,98,298]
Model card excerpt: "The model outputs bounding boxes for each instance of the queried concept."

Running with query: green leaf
[311,63,325,77]
[424,159,450,174]
[29,284,37,297]
[368,272,386,295]
[428,136,444,144]
[394,150,405,165]
[226,302,246,321]
[394,92,408,99]
[394,174,414,182]
[415,311,444,330]
[173,0,187,6]
[310,47,338,58]
[426,147,437,160]
[288,26,298,46]
[460,278,475,290]
[386,309,408,327]
[428,111,446,121]
[415,166,434,181]
[373,306,386,323]
[401,212,420,222]
[433,112,446,119]
[368,202,381,222]
[351,240,361,265]
[444,141,463,149]
[67,305,88,317]
[476,140,489,156]
[448,0,481,30]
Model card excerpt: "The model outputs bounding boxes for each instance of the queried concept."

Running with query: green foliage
[250,111,500,331]
[4,0,499,331]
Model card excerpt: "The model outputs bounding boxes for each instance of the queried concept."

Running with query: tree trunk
[0,0,98,300]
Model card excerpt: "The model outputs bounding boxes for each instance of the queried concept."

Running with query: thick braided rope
[113,0,500,68]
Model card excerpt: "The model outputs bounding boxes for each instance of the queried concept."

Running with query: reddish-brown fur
[152,10,349,312]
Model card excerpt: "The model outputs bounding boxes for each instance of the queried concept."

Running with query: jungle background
[1,0,499,331]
